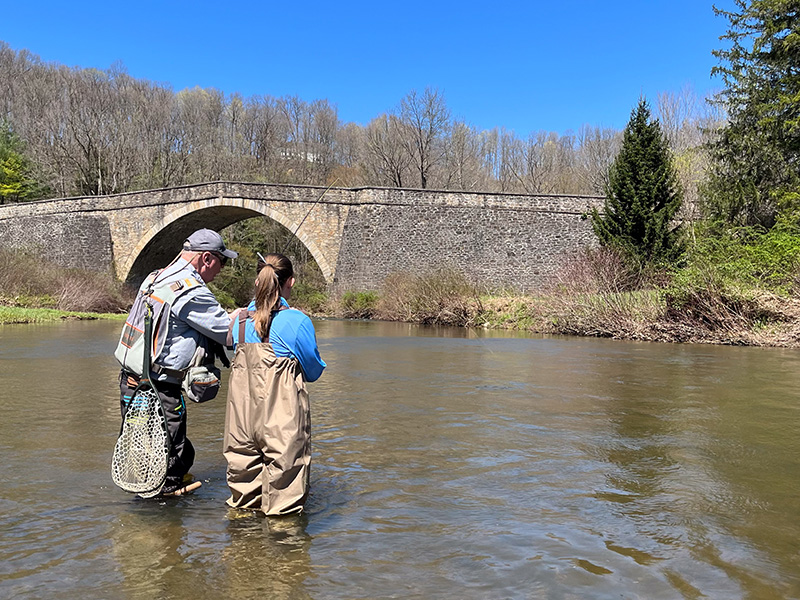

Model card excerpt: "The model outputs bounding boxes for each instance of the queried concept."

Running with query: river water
[0,319,798,599]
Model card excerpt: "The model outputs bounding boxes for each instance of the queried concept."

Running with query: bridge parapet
[354,187,601,213]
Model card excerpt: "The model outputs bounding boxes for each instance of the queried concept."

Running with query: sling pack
[114,265,202,377]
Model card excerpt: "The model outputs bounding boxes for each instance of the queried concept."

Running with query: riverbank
[330,267,800,348]
[330,295,800,348]
[474,292,800,348]
[4,293,799,348]
[4,246,800,347]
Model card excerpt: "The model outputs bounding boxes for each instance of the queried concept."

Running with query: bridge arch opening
[122,203,331,301]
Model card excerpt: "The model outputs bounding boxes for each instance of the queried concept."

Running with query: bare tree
[496,129,519,193]
[503,131,554,194]
[441,120,488,191]
[363,114,411,187]
[575,125,620,194]
[309,99,339,183]
[656,87,722,223]
[51,65,141,195]
[398,88,450,188]
[245,95,285,181]
[172,86,226,182]
[274,96,339,185]
[0,42,37,124]
[131,80,188,189]
[332,121,367,186]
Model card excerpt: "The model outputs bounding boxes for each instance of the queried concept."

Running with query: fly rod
[281,180,338,254]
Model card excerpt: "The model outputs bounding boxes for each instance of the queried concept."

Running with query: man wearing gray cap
[115,228,238,496]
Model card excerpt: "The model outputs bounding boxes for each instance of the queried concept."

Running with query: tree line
[0,41,715,208]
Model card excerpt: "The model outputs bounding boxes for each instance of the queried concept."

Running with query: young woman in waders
[223,253,326,516]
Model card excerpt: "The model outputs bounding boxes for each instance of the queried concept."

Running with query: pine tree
[704,0,800,227]
[590,99,684,267]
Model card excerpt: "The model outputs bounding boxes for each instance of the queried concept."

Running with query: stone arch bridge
[0,182,602,292]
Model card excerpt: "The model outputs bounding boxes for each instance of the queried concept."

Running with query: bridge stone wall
[0,213,114,273]
[336,192,596,293]
[0,182,603,293]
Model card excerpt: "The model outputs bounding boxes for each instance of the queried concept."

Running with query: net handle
[142,301,156,388]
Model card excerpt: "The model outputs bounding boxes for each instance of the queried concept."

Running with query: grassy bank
[474,290,800,347]
[0,306,127,325]
[331,286,800,348]
[0,246,131,325]
[0,247,131,313]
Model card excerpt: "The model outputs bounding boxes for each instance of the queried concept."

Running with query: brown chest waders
[223,309,311,515]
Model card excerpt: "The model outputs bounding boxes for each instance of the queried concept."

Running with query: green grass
[340,290,379,318]
[0,305,127,324]
[475,297,541,330]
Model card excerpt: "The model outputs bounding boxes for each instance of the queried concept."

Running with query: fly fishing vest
[114,267,204,378]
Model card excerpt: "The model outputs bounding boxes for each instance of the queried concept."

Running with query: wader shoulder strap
[237,306,288,345]
[237,310,254,345]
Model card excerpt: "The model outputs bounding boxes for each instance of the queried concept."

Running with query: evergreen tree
[0,122,40,204]
[704,0,800,227]
[590,99,684,267]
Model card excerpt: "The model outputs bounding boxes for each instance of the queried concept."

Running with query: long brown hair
[253,253,294,338]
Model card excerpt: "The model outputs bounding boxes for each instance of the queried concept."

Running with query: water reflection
[108,505,313,599]
[110,507,195,598]
[222,513,311,599]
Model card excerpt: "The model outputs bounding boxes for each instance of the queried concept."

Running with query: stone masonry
[0,181,603,292]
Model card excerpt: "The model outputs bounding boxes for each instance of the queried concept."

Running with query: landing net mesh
[111,387,168,496]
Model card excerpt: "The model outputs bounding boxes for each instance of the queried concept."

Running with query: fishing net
[111,386,169,496]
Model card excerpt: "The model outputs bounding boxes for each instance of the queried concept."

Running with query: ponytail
[253,253,294,338]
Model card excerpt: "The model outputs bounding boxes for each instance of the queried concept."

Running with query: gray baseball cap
[183,229,238,259]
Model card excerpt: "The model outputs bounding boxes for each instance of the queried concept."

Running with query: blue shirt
[234,298,326,382]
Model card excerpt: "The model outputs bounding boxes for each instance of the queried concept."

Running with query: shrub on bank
[293,281,328,314]
[0,246,131,313]
[551,247,651,294]
[531,247,667,339]
[376,268,482,326]
[340,291,379,319]
[544,289,665,339]
[330,268,483,326]
[663,223,800,337]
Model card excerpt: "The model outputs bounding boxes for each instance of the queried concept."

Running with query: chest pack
[181,343,223,403]
[114,267,203,377]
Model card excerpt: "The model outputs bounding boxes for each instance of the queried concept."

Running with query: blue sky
[1,1,732,135]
